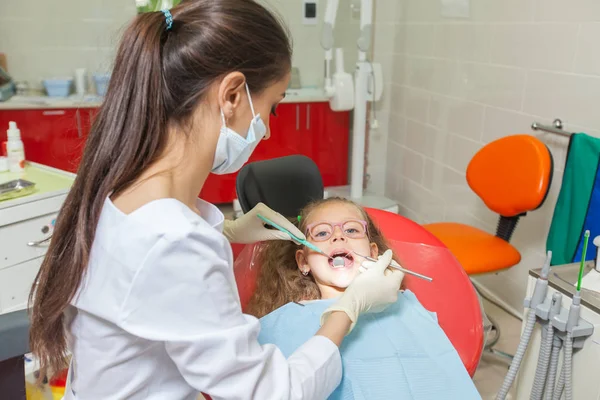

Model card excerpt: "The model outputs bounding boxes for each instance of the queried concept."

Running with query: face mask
[211,83,267,175]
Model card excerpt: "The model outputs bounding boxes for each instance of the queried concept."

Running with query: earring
[302,270,309,276]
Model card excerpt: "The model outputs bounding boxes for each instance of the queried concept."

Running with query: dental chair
[232,155,485,377]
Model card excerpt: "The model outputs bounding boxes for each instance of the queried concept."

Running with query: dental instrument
[508,230,597,399]
[257,214,331,258]
[332,257,345,267]
[351,251,434,282]
[552,230,590,400]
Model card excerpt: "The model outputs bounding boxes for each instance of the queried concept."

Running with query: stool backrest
[467,134,553,217]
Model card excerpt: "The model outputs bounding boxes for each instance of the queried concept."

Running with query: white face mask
[211,84,267,175]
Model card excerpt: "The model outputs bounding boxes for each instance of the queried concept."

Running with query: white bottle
[6,121,25,173]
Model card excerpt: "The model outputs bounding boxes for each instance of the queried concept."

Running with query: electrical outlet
[303,0,318,25]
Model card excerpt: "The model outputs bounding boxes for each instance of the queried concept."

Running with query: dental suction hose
[496,251,552,400]
[531,292,562,400]
[552,291,581,400]
[544,335,563,400]
[564,292,581,400]
[552,368,565,400]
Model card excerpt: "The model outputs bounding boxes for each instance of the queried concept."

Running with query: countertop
[0,88,330,110]
[0,163,75,210]
[530,261,600,314]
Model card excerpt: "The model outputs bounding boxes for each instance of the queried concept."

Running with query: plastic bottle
[6,121,25,172]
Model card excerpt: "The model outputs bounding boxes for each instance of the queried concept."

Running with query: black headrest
[236,155,324,218]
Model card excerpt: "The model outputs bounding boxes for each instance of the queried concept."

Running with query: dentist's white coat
[63,197,341,400]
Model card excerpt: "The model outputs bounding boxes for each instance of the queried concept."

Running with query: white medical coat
[62,197,342,400]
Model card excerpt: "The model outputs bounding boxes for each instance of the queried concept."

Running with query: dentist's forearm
[316,311,351,346]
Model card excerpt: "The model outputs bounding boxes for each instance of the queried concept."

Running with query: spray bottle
[6,121,25,172]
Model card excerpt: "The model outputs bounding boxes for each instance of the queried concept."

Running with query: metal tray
[0,179,36,201]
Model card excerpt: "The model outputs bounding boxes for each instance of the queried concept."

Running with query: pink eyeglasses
[305,220,368,242]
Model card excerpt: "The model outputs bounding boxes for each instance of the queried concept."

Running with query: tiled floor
[474,299,522,399]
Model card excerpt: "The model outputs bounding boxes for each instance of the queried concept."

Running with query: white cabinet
[0,163,74,316]
[0,258,43,314]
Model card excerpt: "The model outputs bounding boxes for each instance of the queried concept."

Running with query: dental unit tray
[0,179,36,201]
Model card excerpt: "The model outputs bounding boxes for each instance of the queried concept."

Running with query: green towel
[546,133,600,265]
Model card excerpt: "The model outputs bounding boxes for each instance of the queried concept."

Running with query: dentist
[29,1,404,399]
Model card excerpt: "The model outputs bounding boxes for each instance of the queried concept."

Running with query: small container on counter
[94,73,110,96]
[6,121,25,172]
[43,77,73,97]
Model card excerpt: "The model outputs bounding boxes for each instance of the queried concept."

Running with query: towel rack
[531,118,572,137]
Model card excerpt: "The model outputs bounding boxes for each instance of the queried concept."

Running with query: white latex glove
[320,249,404,333]
[222,202,306,244]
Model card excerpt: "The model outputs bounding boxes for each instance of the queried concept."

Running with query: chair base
[472,280,517,364]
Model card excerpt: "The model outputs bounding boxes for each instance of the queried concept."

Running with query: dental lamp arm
[357,0,373,60]
[321,0,339,94]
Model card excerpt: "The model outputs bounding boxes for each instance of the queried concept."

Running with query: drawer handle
[42,110,66,116]
[28,236,52,247]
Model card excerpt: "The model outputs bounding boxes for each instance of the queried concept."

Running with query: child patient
[247,197,481,400]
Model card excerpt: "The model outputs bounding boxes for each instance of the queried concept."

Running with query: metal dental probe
[351,251,433,282]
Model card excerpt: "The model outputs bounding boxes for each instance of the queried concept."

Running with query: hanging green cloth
[546,133,600,265]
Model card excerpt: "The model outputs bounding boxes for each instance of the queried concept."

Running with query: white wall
[0,0,136,91]
[260,0,362,88]
[0,0,360,93]
[376,0,600,314]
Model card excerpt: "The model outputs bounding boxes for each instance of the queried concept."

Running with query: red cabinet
[0,102,349,203]
[0,107,97,173]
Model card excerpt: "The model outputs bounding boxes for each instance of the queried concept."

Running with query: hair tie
[161,9,173,31]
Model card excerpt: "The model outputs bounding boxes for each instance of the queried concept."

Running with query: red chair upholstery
[232,208,485,377]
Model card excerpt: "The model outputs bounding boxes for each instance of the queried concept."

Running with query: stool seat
[424,222,521,274]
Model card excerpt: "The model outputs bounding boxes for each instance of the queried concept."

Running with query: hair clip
[297,215,302,223]
[161,9,173,31]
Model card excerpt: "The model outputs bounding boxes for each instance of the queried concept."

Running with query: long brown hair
[246,197,401,318]
[29,0,291,375]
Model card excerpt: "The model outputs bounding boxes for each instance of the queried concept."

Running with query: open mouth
[328,249,354,269]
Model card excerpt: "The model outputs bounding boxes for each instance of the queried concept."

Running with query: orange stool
[423,135,553,358]
[424,134,553,275]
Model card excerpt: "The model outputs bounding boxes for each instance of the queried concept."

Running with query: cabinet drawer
[0,257,43,315]
[0,212,56,271]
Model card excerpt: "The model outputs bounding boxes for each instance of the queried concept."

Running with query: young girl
[247,197,482,400]
[27,2,404,399]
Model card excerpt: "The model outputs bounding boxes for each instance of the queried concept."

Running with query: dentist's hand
[320,249,404,333]
[222,203,306,244]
